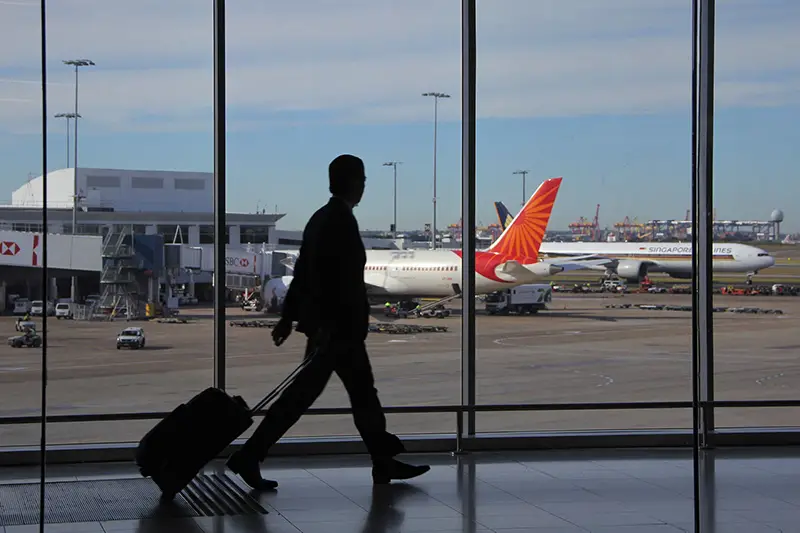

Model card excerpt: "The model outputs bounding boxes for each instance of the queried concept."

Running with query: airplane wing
[541,255,617,272]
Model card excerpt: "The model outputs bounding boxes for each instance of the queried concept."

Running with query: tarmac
[1,291,799,448]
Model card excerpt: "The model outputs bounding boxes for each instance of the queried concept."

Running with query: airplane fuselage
[363,249,546,298]
[537,242,775,278]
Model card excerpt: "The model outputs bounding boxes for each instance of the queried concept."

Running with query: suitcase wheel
[160,490,177,503]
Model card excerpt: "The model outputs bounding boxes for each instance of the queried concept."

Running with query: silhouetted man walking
[227,154,430,489]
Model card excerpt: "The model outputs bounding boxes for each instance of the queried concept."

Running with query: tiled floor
[1,448,800,532]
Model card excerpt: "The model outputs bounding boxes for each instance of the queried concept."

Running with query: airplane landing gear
[746,271,755,286]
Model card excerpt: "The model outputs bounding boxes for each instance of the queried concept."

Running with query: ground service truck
[485,284,552,315]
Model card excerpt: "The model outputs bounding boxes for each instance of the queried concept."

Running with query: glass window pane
[0,0,45,448]
[226,0,463,442]
[713,0,799,430]
[1,1,217,447]
[476,0,693,433]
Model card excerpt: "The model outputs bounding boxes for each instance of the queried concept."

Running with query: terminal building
[1,168,284,305]
[0,167,401,309]
[6,167,283,247]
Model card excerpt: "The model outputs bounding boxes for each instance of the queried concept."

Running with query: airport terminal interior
[3,1,800,532]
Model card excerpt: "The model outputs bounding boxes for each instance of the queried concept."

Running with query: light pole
[422,92,450,249]
[54,112,80,168]
[63,58,94,303]
[382,161,402,240]
[513,169,529,206]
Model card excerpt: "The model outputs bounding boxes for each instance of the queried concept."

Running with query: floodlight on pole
[63,58,94,303]
[383,161,403,240]
[422,91,450,249]
[512,169,530,207]
[54,112,81,168]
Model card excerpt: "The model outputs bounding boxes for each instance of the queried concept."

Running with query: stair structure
[98,225,143,320]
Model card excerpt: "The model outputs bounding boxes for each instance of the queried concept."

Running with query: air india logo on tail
[452,177,562,283]
[488,177,562,261]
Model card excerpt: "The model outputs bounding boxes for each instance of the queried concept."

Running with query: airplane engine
[615,260,649,282]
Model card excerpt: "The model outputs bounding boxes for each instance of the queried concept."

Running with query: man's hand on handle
[272,318,293,346]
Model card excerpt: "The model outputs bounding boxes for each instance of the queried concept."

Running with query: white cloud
[0,0,799,134]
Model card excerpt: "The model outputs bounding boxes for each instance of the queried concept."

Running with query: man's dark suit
[237,197,405,461]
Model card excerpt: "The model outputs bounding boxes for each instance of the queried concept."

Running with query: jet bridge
[0,230,101,271]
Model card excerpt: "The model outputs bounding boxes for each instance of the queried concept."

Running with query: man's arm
[280,227,311,323]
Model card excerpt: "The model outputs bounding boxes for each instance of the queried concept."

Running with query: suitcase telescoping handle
[249,351,315,414]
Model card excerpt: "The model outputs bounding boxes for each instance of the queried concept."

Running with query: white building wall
[11,168,213,213]
[188,225,200,246]
[229,225,241,246]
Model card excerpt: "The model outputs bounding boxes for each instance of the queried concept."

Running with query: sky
[1,0,799,233]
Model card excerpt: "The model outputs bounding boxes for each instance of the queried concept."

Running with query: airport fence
[72,303,99,321]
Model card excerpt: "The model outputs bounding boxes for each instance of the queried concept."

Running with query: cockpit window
[758,253,770,256]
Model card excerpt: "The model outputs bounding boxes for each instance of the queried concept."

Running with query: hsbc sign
[0,231,99,271]
[0,234,40,267]
[226,257,249,268]
[224,254,257,273]
[1,241,21,256]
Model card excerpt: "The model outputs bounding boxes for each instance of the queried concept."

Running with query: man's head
[329,154,366,207]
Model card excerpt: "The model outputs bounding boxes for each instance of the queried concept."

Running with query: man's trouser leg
[334,341,405,460]
[239,340,335,461]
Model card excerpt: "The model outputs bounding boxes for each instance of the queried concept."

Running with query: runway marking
[388,339,409,343]
[572,369,615,388]
[493,330,584,345]
[756,372,787,387]
[0,367,27,372]
[490,323,674,347]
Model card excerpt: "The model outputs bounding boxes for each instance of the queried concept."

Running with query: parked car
[55,302,73,319]
[30,300,55,316]
[116,327,146,349]
[13,298,31,315]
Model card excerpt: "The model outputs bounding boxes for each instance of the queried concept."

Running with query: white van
[30,300,44,316]
[55,302,73,319]
[31,300,55,316]
[13,298,32,315]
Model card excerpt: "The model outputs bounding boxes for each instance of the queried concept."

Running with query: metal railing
[3,399,800,427]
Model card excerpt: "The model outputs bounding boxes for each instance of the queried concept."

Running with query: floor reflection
[4,449,800,532]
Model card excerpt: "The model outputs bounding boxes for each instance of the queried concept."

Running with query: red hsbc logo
[32,234,39,266]
[225,256,251,268]
[1,241,20,256]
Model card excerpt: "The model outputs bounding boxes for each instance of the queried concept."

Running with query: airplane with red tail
[279,178,604,298]
[354,177,605,298]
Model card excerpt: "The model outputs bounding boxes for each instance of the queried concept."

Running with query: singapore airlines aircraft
[494,201,776,282]
[280,178,607,299]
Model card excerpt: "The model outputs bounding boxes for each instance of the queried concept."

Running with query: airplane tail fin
[494,201,513,230]
[487,177,562,259]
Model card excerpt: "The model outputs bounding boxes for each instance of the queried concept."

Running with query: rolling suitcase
[135,355,312,500]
